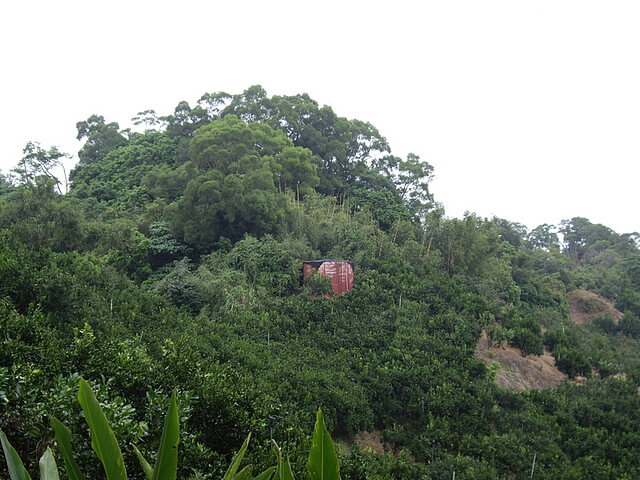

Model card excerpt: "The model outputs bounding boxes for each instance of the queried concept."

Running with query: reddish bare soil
[567,289,623,325]
[475,331,566,391]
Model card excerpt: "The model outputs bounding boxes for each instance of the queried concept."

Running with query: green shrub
[543,329,570,350]
[1,380,342,480]
[306,272,333,297]
[554,347,591,378]
[511,328,543,356]
[592,314,617,334]
[618,312,640,338]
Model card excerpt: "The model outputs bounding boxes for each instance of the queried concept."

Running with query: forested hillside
[2,86,640,479]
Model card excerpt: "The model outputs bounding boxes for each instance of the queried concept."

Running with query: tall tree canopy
[74,115,127,166]
[222,86,391,195]
[69,131,178,212]
[13,141,70,194]
[166,116,319,251]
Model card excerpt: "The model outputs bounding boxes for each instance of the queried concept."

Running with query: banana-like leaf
[222,433,251,480]
[234,464,253,480]
[271,440,294,480]
[277,457,295,480]
[254,466,276,480]
[151,390,179,480]
[50,417,86,480]
[0,430,32,480]
[77,379,127,480]
[0,430,31,480]
[38,448,60,480]
[307,409,340,480]
[132,445,153,480]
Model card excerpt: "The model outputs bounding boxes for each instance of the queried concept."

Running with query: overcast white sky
[1,1,639,234]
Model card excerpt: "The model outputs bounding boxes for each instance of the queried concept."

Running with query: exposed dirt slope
[567,289,623,325]
[475,331,566,391]
[353,431,385,455]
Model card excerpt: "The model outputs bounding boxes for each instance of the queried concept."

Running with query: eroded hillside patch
[567,289,623,325]
[475,331,566,391]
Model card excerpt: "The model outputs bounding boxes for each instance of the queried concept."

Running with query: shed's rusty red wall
[318,262,353,296]
[303,260,354,296]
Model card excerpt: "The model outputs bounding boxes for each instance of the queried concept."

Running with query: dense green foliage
[1,381,342,480]
[2,86,640,479]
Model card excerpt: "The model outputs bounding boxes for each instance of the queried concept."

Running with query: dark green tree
[394,153,434,216]
[491,217,527,248]
[131,109,167,131]
[74,114,127,166]
[197,91,231,118]
[222,86,391,195]
[69,131,177,211]
[0,172,14,197]
[163,101,210,138]
[560,217,614,263]
[187,115,318,194]
[166,167,289,252]
[527,223,559,251]
[0,178,84,251]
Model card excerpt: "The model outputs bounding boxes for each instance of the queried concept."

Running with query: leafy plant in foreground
[1,379,341,480]
[1,431,59,480]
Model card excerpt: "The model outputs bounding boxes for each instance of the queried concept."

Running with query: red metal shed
[303,259,354,296]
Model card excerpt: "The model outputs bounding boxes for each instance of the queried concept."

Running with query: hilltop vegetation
[2,86,640,479]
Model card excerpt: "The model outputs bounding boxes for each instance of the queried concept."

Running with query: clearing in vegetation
[475,331,566,391]
[567,289,623,325]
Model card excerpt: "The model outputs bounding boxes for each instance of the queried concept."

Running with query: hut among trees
[303,260,354,296]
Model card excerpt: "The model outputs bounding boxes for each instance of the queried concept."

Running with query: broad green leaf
[234,464,253,480]
[38,448,60,480]
[277,457,295,480]
[222,433,251,480]
[151,390,179,480]
[0,430,31,480]
[77,379,127,480]
[50,417,86,480]
[132,445,153,480]
[272,440,294,480]
[254,466,276,480]
[307,409,340,480]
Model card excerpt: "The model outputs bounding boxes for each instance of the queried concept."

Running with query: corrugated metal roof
[303,259,354,268]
